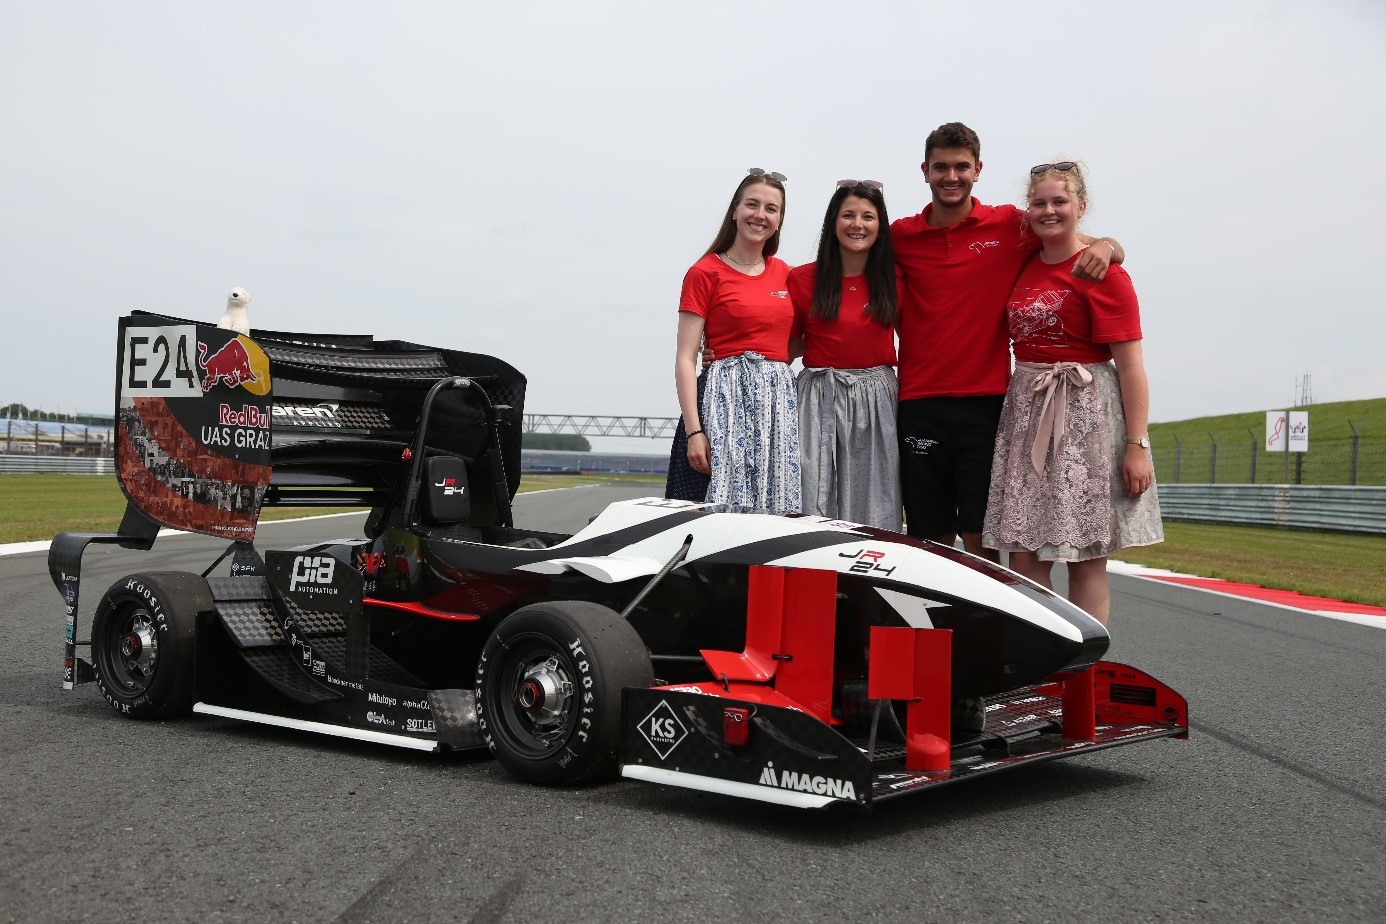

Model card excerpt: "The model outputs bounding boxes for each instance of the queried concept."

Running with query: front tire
[91,572,209,719]
[476,601,653,784]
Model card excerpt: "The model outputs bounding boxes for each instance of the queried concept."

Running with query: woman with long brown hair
[673,168,800,513]
[787,180,900,530]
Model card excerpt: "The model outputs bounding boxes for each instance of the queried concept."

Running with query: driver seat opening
[423,455,550,549]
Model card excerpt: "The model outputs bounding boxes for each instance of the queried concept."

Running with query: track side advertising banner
[114,316,272,540]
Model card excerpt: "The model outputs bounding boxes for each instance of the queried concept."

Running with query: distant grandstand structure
[2,416,114,457]
[522,448,667,476]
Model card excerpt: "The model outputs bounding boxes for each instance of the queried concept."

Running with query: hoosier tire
[476,601,654,785]
[91,572,210,719]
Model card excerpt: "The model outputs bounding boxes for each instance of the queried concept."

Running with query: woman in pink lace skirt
[981,162,1162,625]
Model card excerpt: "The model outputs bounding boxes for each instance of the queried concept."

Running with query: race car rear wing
[116,311,527,534]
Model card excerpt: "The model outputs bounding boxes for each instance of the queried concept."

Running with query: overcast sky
[3,1,1382,454]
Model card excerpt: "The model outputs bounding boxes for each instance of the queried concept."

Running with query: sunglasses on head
[837,179,883,190]
[748,167,788,183]
[1030,162,1077,175]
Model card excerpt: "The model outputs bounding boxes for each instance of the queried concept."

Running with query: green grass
[0,472,664,544]
[1114,521,1386,608]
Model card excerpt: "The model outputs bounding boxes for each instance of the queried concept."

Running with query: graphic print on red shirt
[1007,252,1141,365]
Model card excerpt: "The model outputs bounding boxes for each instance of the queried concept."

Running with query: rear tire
[91,572,209,719]
[476,601,653,784]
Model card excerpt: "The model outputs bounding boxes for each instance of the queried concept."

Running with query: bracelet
[686,429,705,440]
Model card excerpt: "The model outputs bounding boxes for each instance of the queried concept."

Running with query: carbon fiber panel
[239,648,342,704]
[309,637,423,687]
[210,577,346,647]
[429,688,485,749]
[263,344,452,377]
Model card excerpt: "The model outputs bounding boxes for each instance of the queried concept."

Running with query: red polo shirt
[679,253,793,362]
[891,199,1037,400]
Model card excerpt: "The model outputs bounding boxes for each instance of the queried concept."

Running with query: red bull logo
[199,339,259,390]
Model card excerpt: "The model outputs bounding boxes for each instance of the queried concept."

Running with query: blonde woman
[982,162,1162,624]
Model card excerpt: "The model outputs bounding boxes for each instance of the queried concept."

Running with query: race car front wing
[620,660,1188,811]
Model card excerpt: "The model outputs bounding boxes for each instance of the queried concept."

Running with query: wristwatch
[1127,436,1151,449]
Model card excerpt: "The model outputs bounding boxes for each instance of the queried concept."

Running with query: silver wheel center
[514,656,573,729]
[121,613,159,678]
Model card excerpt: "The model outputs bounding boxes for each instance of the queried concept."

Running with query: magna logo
[758,762,857,800]
[637,700,689,760]
[289,555,336,593]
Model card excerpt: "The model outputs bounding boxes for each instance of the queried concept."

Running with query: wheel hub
[120,614,159,678]
[513,656,573,729]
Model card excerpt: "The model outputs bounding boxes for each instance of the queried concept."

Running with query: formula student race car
[50,312,1187,810]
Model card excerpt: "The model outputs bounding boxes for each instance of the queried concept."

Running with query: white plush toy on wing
[217,287,252,334]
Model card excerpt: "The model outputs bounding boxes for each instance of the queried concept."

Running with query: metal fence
[0,455,115,474]
[1151,426,1386,486]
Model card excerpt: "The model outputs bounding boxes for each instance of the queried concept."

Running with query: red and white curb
[1109,559,1386,630]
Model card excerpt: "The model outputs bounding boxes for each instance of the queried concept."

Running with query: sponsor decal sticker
[200,339,264,393]
[637,700,689,760]
[272,402,344,428]
[289,555,337,594]
[758,762,857,800]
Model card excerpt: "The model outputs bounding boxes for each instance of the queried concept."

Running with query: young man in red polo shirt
[893,122,1123,561]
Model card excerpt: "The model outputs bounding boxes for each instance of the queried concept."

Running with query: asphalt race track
[2,485,1382,923]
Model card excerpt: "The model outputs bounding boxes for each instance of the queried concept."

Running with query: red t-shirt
[1007,252,1141,363]
[787,263,897,369]
[678,254,793,362]
[891,199,1038,400]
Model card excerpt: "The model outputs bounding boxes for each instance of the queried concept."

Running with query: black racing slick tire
[91,572,210,719]
[476,601,654,785]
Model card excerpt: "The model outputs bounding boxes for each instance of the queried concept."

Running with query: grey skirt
[982,360,1162,561]
[796,365,901,531]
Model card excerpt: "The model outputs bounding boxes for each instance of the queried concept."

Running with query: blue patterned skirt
[703,352,801,514]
